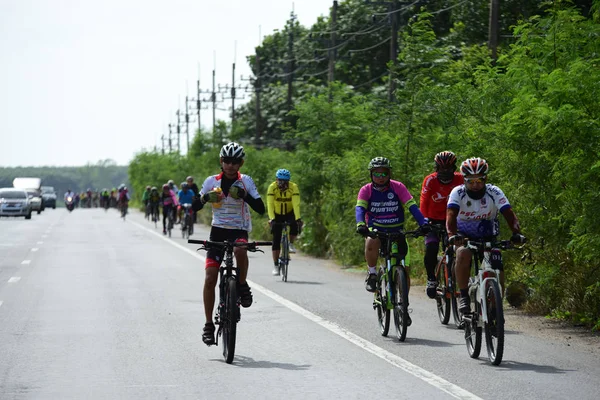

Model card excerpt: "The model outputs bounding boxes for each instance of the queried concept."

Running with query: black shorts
[271,213,298,250]
[206,226,249,265]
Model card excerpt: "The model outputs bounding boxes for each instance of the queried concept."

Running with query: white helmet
[220,142,245,159]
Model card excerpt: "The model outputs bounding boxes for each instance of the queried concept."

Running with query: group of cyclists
[140,178,200,234]
[134,140,526,346]
[356,151,526,322]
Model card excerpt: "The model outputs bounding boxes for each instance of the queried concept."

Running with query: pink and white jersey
[447,184,511,238]
[200,172,261,232]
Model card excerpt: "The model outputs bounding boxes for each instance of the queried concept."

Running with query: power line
[348,36,391,54]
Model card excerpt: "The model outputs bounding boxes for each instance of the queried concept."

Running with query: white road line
[31,248,39,252]
[130,219,482,400]
[0,301,3,308]
[8,277,21,283]
[21,260,31,265]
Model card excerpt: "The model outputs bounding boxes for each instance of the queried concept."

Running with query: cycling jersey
[149,191,160,203]
[447,184,511,238]
[200,172,260,231]
[420,172,464,221]
[142,190,151,202]
[177,189,195,205]
[267,181,301,220]
[356,180,425,230]
[161,190,178,206]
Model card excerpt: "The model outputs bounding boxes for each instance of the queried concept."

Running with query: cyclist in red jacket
[419,151,464,298]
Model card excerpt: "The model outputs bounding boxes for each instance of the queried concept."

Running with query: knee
[204,271,218,287]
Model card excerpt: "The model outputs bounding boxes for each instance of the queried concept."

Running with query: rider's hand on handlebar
[356,223,369,237]
[418,224,432,235]
[510,232,527,244]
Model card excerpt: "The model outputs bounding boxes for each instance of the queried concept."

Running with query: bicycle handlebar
[465,239,522,251]
[366,229,423,239]
[188,239,272,251]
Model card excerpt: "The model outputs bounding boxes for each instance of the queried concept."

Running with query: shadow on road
[214,355,311,370]
[493,360,573,374]
[399,337,459,347]
[277,280,323,285]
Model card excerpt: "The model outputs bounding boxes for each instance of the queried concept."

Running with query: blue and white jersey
[447,184,511,238]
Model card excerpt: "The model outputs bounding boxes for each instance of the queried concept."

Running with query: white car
[0,188,32,219]
[26,190,44,214]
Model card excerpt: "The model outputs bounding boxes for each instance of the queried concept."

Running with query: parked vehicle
[13,177,44,214]
[41,186,57,209]
[0,188,32,219]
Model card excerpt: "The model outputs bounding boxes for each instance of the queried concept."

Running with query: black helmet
[368,157,392,170]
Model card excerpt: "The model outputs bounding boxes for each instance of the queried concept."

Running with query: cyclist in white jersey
[446,157,526,314]
[192,142,266,346]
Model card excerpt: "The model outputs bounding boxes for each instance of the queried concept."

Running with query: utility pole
[176,109,181,154]
[255,53,262,145]
[388,0,400,102]
[286,10,297,113]
[212,69,216,138]
[488,0,500,65]
[168,123,173,153]
[161,134,166,155]
[328,1,338,84]
[196,79,201,131]
[184,96,191,152]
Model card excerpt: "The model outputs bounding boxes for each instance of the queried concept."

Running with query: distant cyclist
[267,168,303,276]
[161,183,179,235]
[177,182,195,224]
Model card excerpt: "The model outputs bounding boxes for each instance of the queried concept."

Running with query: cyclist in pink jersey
[356,157,431,325]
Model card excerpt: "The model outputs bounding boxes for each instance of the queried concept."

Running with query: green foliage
[131,2,600,329]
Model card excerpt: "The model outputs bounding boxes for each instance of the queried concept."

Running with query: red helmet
[434,151,457,169]
[460,157,489,176]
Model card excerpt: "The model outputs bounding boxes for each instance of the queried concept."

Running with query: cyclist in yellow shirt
[267,169,303,276]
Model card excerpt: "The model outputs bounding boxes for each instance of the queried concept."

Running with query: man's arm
[244,194,266,215]
[446,207,459,237]
[501,207,521,234]
[292,183,301,219]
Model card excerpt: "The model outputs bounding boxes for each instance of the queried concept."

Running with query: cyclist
[267,168,303,276]
[118,187,130,213]
[186,176,200,197]
[186,175,200,223]
[356,157,430,326]
[192,142,265,346]
[148,186,161,220]
[142,185,151,216]
[101,188,110,209]
[446,157,526,315]
[177,182,195,226]
[419,151,464,298]
[161,183,178,235]
[168,179,178,193]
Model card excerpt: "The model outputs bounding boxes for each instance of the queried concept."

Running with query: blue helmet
[276,169,291,181]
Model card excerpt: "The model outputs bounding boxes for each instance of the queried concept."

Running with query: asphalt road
[0,209,598,399]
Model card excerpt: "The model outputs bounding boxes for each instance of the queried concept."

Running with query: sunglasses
[465,177,486,184]
[372,172,389,178]
[222,158,242,165]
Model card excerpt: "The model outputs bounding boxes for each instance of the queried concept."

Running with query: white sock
[368,266,377,274]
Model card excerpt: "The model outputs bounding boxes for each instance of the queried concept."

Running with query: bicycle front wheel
[435,256,450,325]
[281,233,289,282]
[484,279,505,365]
[394,266,409,342]
[375,269,390,336]
[223,277,238,364]
[450,262,462,328]
[465,296,482,359]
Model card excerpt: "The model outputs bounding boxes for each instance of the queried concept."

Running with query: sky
[0,0,331,167]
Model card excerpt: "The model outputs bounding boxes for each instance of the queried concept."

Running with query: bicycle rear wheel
[394,266,409,342]
[449,261,462,328]
[484,279,505,365]
[375,269,390,336]
[435,256,451,325]
[465,297,482,359]
[281,234,289,282]
[223,277,238,364]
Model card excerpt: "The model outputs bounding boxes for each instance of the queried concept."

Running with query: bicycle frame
[466,241,503,326]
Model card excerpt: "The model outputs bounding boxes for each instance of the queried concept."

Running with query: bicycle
[188,238,272,364]
[180,204,194,239]
[150,202,160,228]
[272,221,294,282]
[431,224,462,328]
[369,229,423,342]
[120,202,128,221]
[462,239,521,365]
[145,202,151,220]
